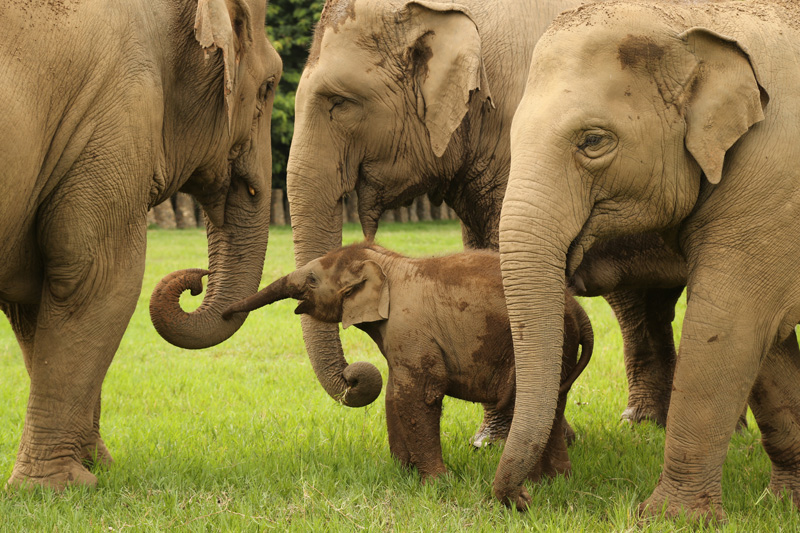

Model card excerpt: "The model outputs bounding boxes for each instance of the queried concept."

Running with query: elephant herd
[1,0,799,523]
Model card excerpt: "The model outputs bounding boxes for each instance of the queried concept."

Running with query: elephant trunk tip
[338,361,383,407]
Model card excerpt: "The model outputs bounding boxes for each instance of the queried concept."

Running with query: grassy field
[1,221,796,531]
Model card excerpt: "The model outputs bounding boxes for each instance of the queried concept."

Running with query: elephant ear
[679,27,768,185]
[195,0,253,130]
[401,0,494,158]
[341,260,390,329]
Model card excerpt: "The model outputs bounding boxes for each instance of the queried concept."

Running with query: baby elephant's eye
[306,273,319,288]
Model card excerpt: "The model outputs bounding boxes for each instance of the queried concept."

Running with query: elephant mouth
[294,299,312,315]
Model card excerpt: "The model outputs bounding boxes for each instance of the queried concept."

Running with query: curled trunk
[150,176,269,349]
[287,161,382,408]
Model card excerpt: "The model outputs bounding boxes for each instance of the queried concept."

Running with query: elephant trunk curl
[150,174,269,349]
[287,160,382,407]
[221,276,294,318]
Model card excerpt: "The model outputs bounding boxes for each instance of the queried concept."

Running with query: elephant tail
[559,296,594,396]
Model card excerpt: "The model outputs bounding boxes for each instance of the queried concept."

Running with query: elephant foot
[80,437,114,470]
[637,483,726,524]
[419,465,448,484]
[621,403,668,427]
[768,466,800,509]
[494,484,532,512]
[563,419,576,446]
[471,406,512,448]
[8,456,97,491]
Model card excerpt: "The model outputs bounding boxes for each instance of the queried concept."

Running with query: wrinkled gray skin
[497,0,800,519]
[223,242,593,483]
[1,0,281,489]
[287,0,684,446]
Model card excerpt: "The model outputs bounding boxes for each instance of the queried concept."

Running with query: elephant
[0,0,281,489]
[495,0,800,520]
[223,242,593,481]
[287,0,689,448]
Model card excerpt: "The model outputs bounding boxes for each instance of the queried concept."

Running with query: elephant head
[495,5,768,508]
[287,0,492,407]
[149,0,283,349]
[222,243,388,404]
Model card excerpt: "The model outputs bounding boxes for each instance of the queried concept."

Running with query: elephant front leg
[384,369,447,481]
[638,293,766,522]
[605,287,682,427]
[7,219,146,490]
[748,331,800,506]
[80,389,114,470]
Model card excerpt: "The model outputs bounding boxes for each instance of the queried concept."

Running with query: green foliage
[2,222,799,530]
[266,0,324,190]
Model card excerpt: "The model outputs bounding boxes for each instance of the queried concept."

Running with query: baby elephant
[224,242,593,481]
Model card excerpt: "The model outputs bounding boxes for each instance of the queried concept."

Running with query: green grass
[1,221,796,531]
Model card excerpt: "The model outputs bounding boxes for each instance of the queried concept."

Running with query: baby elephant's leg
[527,395,572,482]
[385,366,447,480]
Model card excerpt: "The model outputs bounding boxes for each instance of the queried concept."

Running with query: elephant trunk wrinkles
[150,175,269,349]
[287,165,382,408]
[222,275,299,319]
[493,154,590,509]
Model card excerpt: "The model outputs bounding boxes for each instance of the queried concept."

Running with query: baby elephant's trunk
[222,276,291,319]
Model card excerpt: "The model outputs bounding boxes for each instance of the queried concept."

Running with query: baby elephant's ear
[342,260,390,329]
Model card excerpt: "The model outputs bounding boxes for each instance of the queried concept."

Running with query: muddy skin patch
[618,34,664,70]
[307,0,358,67]
[405,31,434,84]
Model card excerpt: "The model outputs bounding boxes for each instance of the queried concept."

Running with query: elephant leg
[605,287,682,427]
[384,368,446,481]
[748,331,800,507]
[527,394,572,482]
[80,389,113,470]
[471,403,513,448]
[638,290,767,522]
[7,213,146,490]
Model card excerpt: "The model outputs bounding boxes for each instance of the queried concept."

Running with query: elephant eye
[258,78,275,102]
[577,130,617,159]
[307,273,319,288]
[328,96,348,120]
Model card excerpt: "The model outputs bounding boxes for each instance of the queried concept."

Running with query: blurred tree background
[267,0,324,191]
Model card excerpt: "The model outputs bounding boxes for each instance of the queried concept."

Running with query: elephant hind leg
[607,287,682,427]
[748,331,800,507]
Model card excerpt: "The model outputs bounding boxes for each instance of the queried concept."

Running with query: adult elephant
[496,0,800,520]
[287,0,684,441]
[1,0,281,489]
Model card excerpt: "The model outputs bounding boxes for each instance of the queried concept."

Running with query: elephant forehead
[307,0,389,68]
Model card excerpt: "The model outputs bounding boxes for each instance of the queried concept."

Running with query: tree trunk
[395,207,408,223]
[153,200,177,229]
[271,189,286,226]
[174,193,198,229]
[147,208,157,227]
[429,202,442,220]
[417,195,432,221]
[409,198,420,222]
[381,209,395,223]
